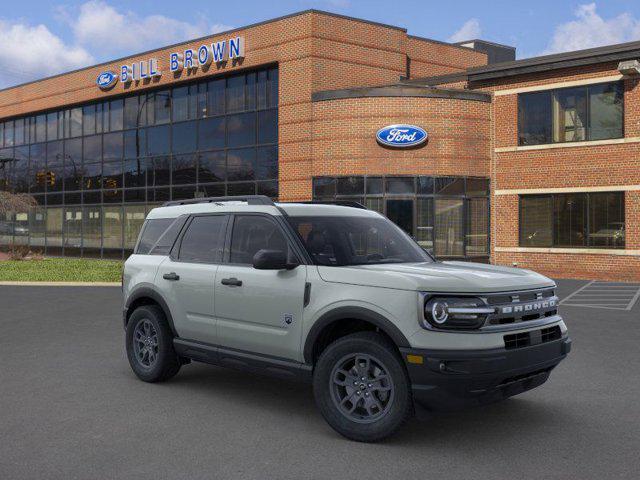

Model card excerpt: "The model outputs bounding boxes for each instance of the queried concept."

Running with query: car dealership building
[0,10,639,281]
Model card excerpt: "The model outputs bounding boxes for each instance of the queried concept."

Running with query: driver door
[214,214,307,361]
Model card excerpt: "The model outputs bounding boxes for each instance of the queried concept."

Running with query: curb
[0,281,121,287]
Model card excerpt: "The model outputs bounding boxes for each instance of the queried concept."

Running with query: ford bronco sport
[122,195,571,442]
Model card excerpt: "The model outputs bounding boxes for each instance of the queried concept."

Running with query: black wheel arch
[124,287,178,337]
[303,306,411,364]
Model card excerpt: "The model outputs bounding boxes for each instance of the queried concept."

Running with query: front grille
[504,325,562,350]
[485,289,558,327]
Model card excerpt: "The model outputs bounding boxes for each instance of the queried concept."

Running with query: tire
[126,305,181,383]
[313,331,413,442]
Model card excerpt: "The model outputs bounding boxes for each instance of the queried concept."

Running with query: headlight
[422,296,495,330]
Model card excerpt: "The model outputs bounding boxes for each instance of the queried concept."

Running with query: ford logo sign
[96,71,118,90]
[376,124,428,148]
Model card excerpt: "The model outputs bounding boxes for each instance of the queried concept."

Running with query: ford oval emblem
[376,124,428,148]
[96,71,118,90]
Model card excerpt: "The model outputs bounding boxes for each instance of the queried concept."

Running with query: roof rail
[292,200,368,210]
[162,195,276,207]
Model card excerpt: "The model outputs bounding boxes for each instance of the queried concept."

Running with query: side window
[135,218,174,254]
[177,215,227,263]
[149,216,188,255]
[229,215,288,264]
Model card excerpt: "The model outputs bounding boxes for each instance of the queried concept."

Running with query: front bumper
[400,335,571,411]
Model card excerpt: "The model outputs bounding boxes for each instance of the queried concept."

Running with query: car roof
[145,201,380,220]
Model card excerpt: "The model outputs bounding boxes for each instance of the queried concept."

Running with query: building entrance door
[385,199,414,236]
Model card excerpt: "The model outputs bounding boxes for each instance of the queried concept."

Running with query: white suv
[122,195,571,442]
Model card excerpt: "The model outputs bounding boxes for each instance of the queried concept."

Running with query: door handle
[163,272,180,281]
[221,277,242,287]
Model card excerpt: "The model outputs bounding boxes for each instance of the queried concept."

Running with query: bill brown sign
[97,36,245,89]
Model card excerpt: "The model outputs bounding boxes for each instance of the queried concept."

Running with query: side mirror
[252,249,299,270]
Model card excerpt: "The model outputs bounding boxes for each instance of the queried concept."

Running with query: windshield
[288,215,433,266]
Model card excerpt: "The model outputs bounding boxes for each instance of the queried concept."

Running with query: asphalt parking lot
[0,280,638,480]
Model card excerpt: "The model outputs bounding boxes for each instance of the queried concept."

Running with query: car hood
[317,261,554,293]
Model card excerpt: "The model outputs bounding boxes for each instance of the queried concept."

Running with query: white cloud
[68,1,232,57]
[448,18,481,43]
[543,3,640,54]
[0,20,93,88]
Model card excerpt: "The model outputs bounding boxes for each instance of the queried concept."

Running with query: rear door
[156,214,229,344]
[214,214,307,361]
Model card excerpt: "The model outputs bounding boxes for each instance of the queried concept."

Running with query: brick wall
[480,63,640,281]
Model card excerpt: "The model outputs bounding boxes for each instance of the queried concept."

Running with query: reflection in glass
[435,199,464,257]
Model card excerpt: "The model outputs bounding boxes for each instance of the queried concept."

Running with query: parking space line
[560,280,640,310]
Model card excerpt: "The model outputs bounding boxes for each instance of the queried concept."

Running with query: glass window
[29,207,46,248]
[103,132,123,160]
[13,146,29,193]
[588,192,625,248]
[83,161,102,191]
[553,87,587,143]
[154,91,171,124]
[227,148,255,181]
[246,72,256,110]
[417,176,434,195]
[336,177,364,195]
[82,206,101,253]
[5,121,15,146]
[63,207,83,254]
[172,86,190,122]
[466,178,489,196]
[28,144,46,193]
[554,193,587,247]
[64,138,82,192]
[226,75,245,113]
[520,195,553,247]
[227,182,255,196]
[257,180,278,199]
[230,215,288,264]
[46,141,64,192]
[109,99,124,131]
[313,177,336,198]
[257,109,277,144]
[136,217,174,254]
[256,146,277,180]
[227,112,256,147]
[69,108,82,138]
[149,216,187,255]
[435,177,464,195]
[103,206,123,251]
[124,129,145,158]
[268,68,279,108]
[257,70,268,110]
[589,83,623,141]
[123,158,146,188]
[124,96,139,129]
[14,118,26,145]
[172,154,197,185]
[172,121,197,154]
[198,117,225,150]
[386,177,414,194]
[102,160,123,190]
[35,115,47,143]
[207,79,225,116]
[83,135,102,163]
[198,151,225,183]
[179,215,227,263]
[519,82,623,145]
[434,199,464,257]
[124,205,146,250]
[416,198,433,251]
[46,207,63,252]
[83,106,96,136]
[147,125,170,155]
[466,198,488,255]
[196,83,207,118]
[366,177,383,195]
[149,156,171,186]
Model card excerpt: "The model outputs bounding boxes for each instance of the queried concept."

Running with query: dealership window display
[0,66,278,258]
[519,192,625,248]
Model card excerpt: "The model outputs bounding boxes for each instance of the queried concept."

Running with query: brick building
[0,9,638,281]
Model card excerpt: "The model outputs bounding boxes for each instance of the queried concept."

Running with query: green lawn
[0,258,123,282]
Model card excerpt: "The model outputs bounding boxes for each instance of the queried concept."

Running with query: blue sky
[1,0,640,88]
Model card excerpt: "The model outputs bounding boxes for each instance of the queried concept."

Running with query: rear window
[135,218,175,254]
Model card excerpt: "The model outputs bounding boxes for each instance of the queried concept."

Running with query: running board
[173,338,312,383]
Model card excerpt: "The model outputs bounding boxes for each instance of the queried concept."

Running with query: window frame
[518,192,626,249]
[517,81,624,146]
